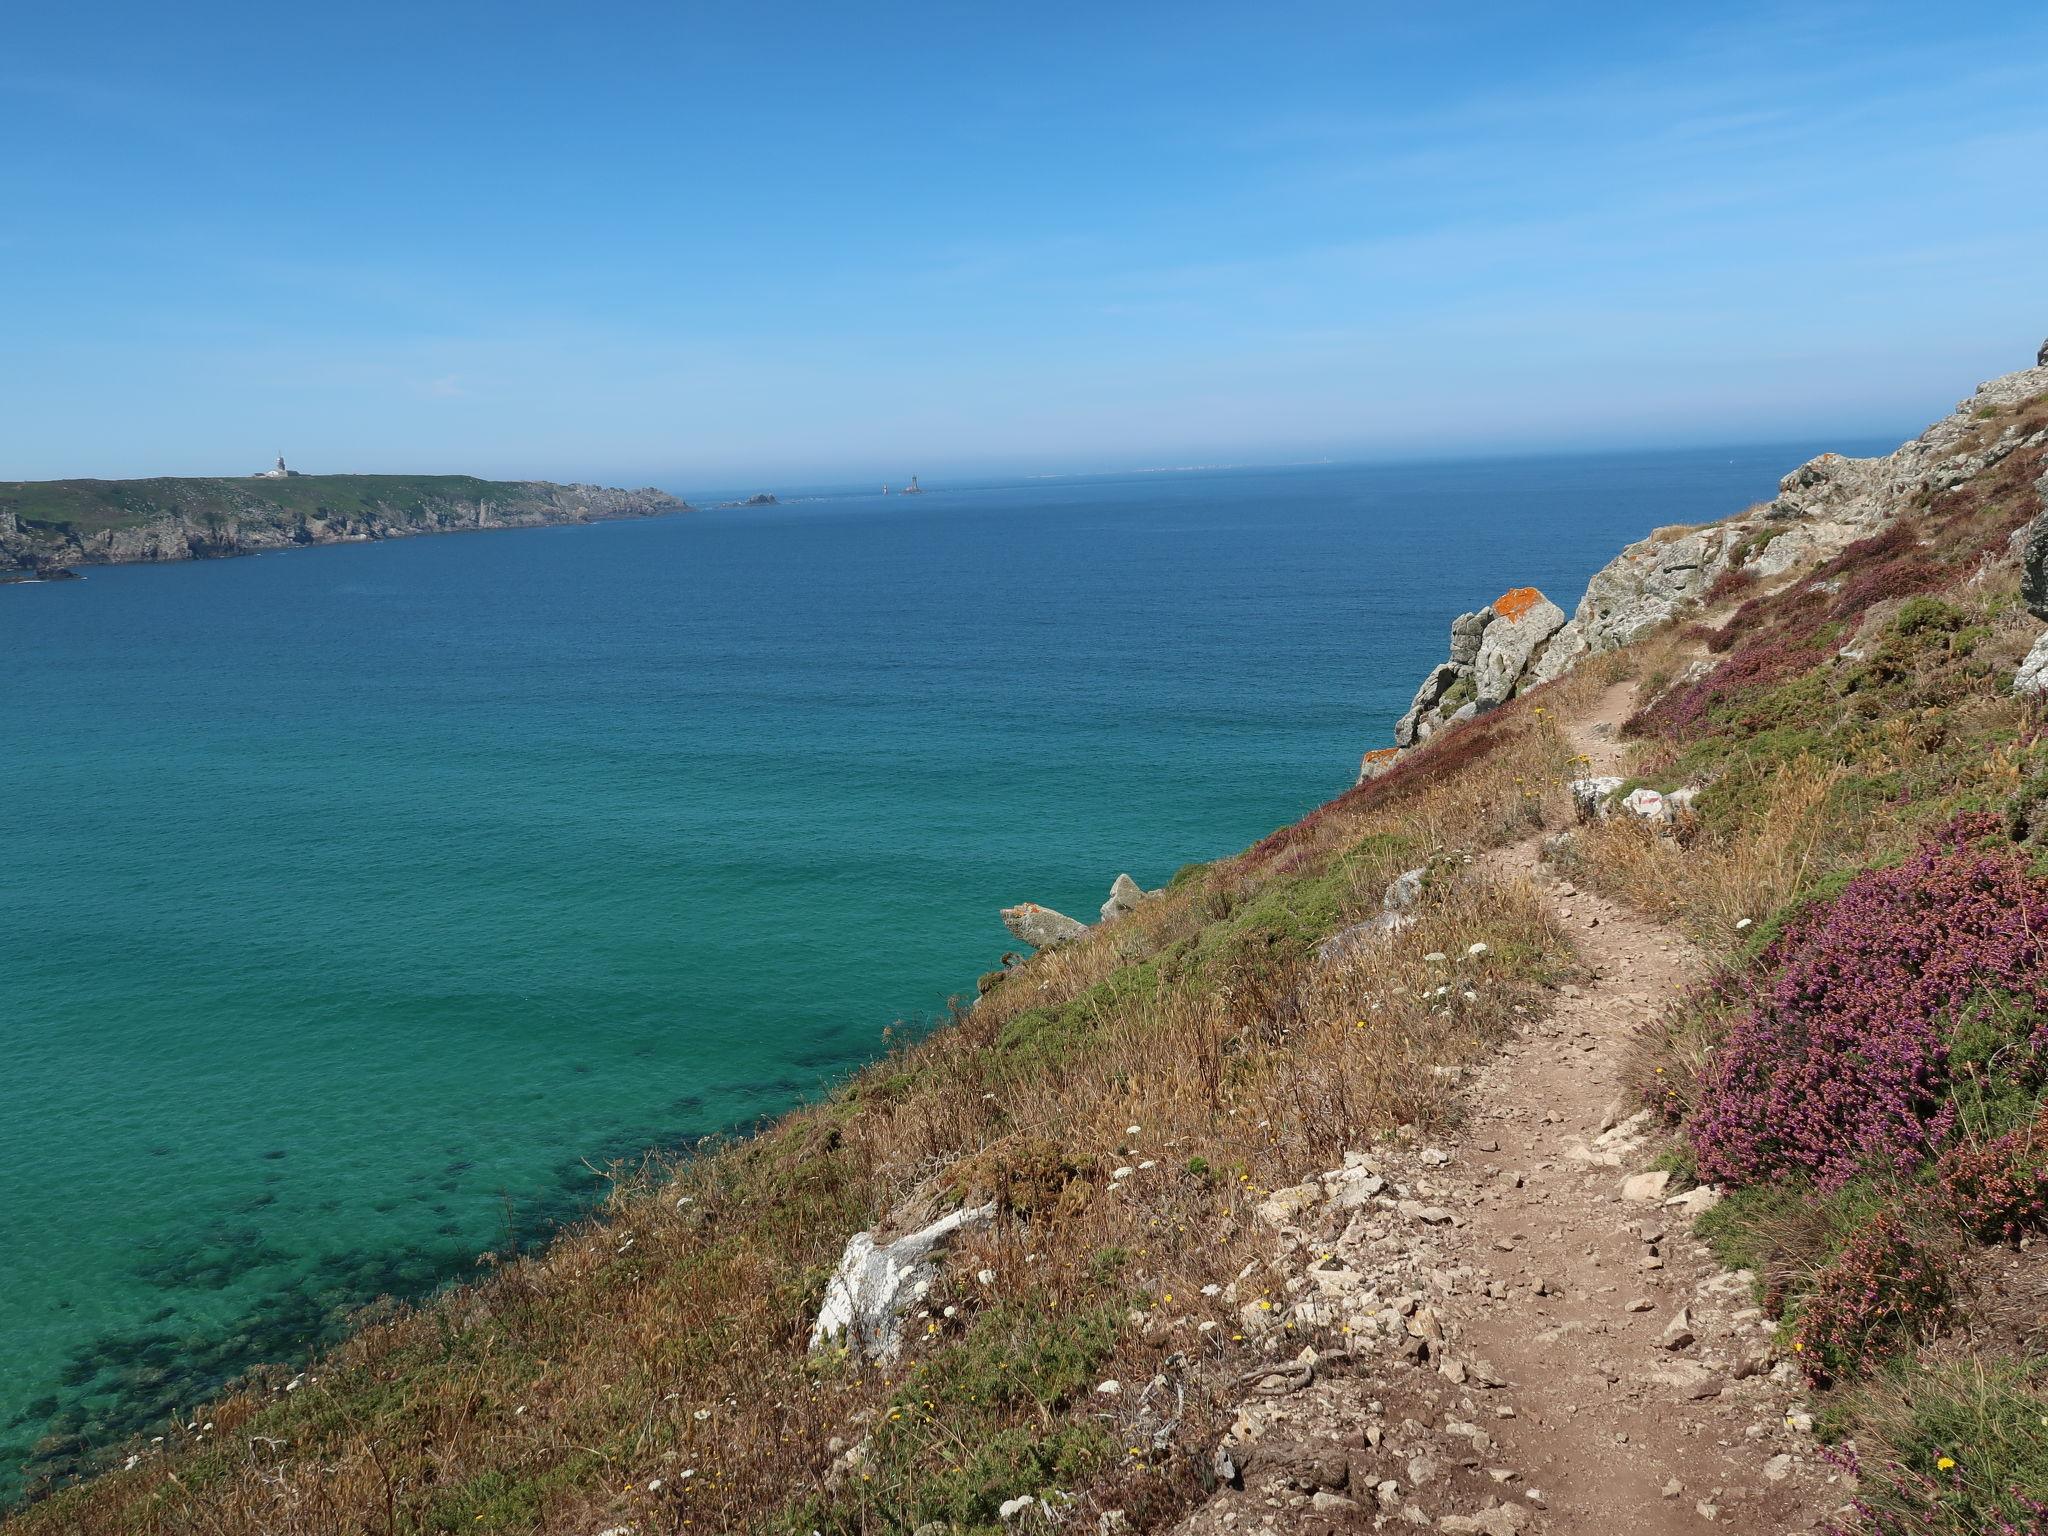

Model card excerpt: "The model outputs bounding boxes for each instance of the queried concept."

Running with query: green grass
[789,1297,1126,1535]
[1829,1358,2048,1535]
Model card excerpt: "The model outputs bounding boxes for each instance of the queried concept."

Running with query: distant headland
[0,468,690,577]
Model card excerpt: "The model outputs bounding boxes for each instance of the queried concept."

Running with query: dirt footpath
[1166,684,1846,1535]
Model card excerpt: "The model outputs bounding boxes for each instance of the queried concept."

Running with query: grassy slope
[2,664,1603,1534]
[11,386,2048,1534]
[1,476,552,536]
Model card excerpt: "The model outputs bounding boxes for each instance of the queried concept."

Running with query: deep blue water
[0,445,1876,1496]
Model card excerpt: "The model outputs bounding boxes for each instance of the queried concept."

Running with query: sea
[0,443,1883,1498]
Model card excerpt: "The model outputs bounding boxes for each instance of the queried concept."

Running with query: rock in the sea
[1001,902,1088,950]
[1099,873,1145,923]
[2017,632,2048,698]
[1471,588,1567,706]
[809,1201,996,1360]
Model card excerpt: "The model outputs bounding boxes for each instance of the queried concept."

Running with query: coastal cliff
[1361,352,2048,784]
[0,475,690,575]
[12,345,2048,1536]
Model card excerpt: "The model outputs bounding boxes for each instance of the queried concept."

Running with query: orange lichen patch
[1493,586,1545,623]
[1361,747,1400,766]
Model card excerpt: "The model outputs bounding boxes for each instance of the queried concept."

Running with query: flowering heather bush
[1625,637,1825,741]
[1791,1211,1957,1387]
[1691,830,2048,1189]
[1938,1109,2048,1247]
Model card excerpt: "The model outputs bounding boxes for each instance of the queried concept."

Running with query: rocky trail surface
[1169,683,1846,1536]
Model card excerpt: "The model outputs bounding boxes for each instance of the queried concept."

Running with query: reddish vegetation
[1791,1211,1957,1387]
[1690,824,2048,1190]
[1625,636,1825,740]
[1937,1108,2048,1246]
[1705,564,1758,604]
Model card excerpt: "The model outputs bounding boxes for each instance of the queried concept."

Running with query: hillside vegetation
[9,356,2048,1534]
[0,475,687,573]
[2,476,545,535]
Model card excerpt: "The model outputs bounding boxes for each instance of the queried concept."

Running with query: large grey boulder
[1769,362,2048,531]
[809,1202,997,1360]
[1470,590,1567,705]
[1001,903,1088,950]
[1099,873,1145,923]
[1532,353,2048,688]
[1529,525,1742,685]
[2020,500,2048,621]
[2039,336,2047,368]
[1447,609,1492,666]
[1394,662,1464,747]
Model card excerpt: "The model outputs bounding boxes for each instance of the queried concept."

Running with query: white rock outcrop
[1364,589,1566,784]
[2016,633,2048,698]
[809,1202,996,1360]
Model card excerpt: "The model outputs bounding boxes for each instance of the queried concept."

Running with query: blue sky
[5,2,2046,487]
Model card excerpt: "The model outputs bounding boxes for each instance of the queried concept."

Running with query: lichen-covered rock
[1471,587,1566,705]
[1356,745,1401,785]
[1368,589,1561,777]
[1001,902,1088,950]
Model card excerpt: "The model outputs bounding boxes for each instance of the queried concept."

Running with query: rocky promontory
[1364,349,2048,781]
[0,474,691,576]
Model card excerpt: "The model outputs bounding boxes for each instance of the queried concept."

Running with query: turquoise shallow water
[0,448,1871,1496]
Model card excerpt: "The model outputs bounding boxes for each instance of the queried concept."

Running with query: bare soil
[1167,682,1849,1535]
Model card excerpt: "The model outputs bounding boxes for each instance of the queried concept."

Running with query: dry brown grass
[1573,754,1853,947]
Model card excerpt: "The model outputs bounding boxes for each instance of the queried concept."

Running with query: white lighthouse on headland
[254,453,303,479]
